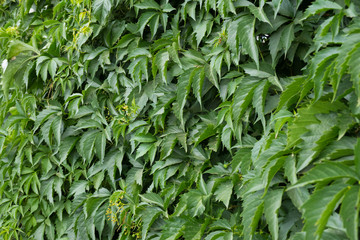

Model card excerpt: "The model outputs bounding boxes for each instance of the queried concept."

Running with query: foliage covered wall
[1,0,360,239]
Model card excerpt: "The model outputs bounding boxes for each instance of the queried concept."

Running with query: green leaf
[195,124,216,147]
[282,23,295,56]
[241,191,264,240]
[141,207,163,239]
[237,15,259,68]
[84,196,107,219]
[140,193,164,208]
[302,0,342,20]
[302,183,349,239]
[160,218,186,240]
[191,67,205,107]
[135,0,160,10]
[264,189,283,240]
[7,40,39,59]
[95,132,106,162]
[69,180,88,197]
[184,218,207,240]
[79,130,99,162]
[2,55,33,100]
[232,77,261,122]
[93,0,112,25]
[355,138,360,174]
[58,137,78,164]
[138,11,158,37]
[34,108,60,131]
[214,180,233,208]
[176,70,193,129]
[48,59,57,79]
[154,49,169,83]
[340,185,360,240]
[187,190,207,217]
[288,162,359,190]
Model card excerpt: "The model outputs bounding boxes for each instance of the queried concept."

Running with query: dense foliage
[1,0,360,239]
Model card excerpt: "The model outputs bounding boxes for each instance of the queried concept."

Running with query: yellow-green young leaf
[340,185,360,240]
[302,183,349,240]
[288,162,359,190]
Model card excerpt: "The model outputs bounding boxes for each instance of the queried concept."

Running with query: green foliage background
[0,0,360,239]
